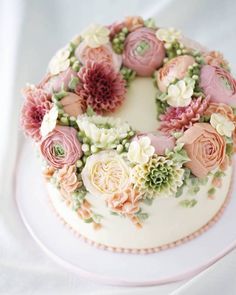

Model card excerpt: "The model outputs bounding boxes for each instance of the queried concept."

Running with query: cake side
[48,165,233,250]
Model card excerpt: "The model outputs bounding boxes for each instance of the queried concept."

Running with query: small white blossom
[156,28,181,44]
[81,24,110,48]
[128,137,155,164]
[40,106,58,138]
[166,78,195,107]
[48,47,71,75]
[210,113,235,137]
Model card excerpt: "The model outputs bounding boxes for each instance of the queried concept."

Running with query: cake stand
[15,140,236,286]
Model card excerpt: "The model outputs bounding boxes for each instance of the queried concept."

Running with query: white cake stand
[15,140,236,286]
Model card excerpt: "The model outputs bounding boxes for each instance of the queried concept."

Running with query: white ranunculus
[127,137,155,164]
[210,113,235,137]
[40,106,58,138]
[81,24,110,48]
[48,47,71,75]
[166,78,195,107]
[156,28,181,44]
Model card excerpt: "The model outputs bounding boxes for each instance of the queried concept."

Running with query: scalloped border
[48,165,234,254]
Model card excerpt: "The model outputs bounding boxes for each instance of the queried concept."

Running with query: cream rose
[178,123,226,178]
[81,151,130,197]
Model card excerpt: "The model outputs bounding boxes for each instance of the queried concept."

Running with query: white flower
[210,113,235,137]
[81,24,110,48]
[77,114,131,149]
[128,137,155,164]
[48,47,71,75]
[81,151,130,197]
[40,106,58,138]
[166,78,195,107]
[156,28,181,44]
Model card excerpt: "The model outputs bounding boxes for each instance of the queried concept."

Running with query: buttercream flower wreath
[21,16,236,229]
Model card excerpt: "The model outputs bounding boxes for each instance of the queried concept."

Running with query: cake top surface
[20,16,236,227]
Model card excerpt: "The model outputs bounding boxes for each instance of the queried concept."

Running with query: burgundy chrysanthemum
[159,96,210,134]
[76,61,126,114]
[21,87,52,141]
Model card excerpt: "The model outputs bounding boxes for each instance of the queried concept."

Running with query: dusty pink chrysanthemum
[21,86,52,141]
[76,61,126,114]
[159,96,210,134]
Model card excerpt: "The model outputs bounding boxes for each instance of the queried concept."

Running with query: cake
[20,16,236,253]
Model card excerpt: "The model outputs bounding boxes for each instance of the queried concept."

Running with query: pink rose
[75,41,122,72]
[122,27,165,76]
[60,92,86,117]
[178,123,226,178]
[157,55,195,92]
[200,65,236,107]
[42,68,78,93]
[40,126,82,169]
[134,132,176,155]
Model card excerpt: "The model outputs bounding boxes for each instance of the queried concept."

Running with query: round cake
[20,16,236,253]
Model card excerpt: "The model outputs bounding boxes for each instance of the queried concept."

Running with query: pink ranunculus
[178,123,226,178]
[134,132,176,155]
[40,126,83,169]
[75,41,122,72]
[200,65,236,107]
[122,27,165,76]
[21,86,52,142]
[60,92,86,117]
[42,68,78,93]
[157,55,195,92]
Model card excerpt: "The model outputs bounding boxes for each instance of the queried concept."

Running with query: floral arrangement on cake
[21,16,236,229]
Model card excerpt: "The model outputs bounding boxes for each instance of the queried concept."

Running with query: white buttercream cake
[21,16,236,253]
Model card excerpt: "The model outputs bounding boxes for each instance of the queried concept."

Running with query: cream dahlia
[159,96,210,134]
[76,61,126,114]
[21,86,52,141]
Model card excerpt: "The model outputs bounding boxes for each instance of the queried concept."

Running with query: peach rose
[75,41,122,72]
[123,27,165,76]
[57,165,82,200]
[157,55,195,92]
[203,51,229,69]
[124,16,144,32]
[107,186,140,216]
[204,103,234,121]
[60,92,86,117]
[178,123,226,178]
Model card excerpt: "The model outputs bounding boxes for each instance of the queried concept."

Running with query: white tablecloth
[1,0,236,294]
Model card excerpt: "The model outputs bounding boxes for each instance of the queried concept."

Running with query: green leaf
[179,199,197,208]
[208,187,216,195]
[86,106,95,116]
[84,218,93,223]
[68,76,79,90]
[142,198,154,206]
